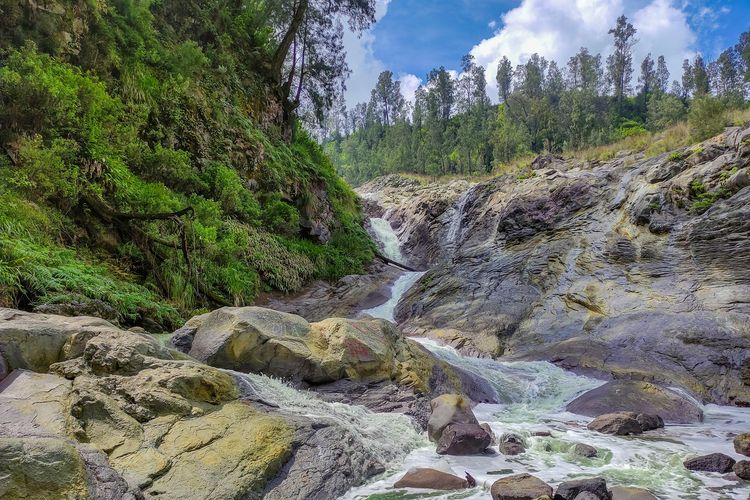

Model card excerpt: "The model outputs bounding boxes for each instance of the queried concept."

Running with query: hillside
[0,0,374,330]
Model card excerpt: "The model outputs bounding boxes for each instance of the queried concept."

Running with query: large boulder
[609,486,658,500]
[734,460,750,480]
[683,453,736,473]
[427,394,478,442]
[566,381,703,424]
[553,477,611,500]
[435,423,491,455]
[734,433,750,456]
[587,413,643,435]
[393,468,470,490]
[490,473,553,500]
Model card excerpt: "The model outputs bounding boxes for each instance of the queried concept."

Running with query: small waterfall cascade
[446,187,474,249]
[369,217,404,263]
[360,271,425,322]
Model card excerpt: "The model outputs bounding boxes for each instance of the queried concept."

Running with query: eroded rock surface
[358,126,750,404]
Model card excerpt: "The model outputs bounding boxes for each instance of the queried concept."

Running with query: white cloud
[488,20,497,29]
[342,0,391,107]
[398,73,422,104]
[470,0,695,102]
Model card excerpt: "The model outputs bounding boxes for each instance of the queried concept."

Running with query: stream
[350,216,750,499]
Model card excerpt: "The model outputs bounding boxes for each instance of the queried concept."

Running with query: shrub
[689,97,726,141]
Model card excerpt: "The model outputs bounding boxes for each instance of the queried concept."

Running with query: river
[349,216,750,499]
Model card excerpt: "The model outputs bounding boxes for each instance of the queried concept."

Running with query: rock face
[0,309,421,500]
[566,381,703,423]
[435,423,491,455]
[359,126,750,405]
[490,473,553,500]
[393,468,470,490]
[587,413,644,435]
[735,433,750,456]
[553,477,611,500]
[683,453,736,473]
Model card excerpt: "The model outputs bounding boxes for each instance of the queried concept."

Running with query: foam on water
[370,217,404,262]
[343,339,750,500]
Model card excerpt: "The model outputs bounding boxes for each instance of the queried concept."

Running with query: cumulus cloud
[342,0,391,106]
[398,73,422,104]
[470,0,695,101]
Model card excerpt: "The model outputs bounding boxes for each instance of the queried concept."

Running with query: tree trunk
[271,0,309,84]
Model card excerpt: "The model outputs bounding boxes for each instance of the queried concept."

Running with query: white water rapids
[340,217,750,499]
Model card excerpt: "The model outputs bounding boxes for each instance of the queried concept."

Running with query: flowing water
[446,188,473,249]
[370,217,404,263]
[349,218,750,499]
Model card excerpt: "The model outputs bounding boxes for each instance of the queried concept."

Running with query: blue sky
[343,0,750,104]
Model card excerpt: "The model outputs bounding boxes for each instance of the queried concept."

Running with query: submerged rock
[393,468,470,490]
[566,380,703,424]
[573,443,598,458]
[553,477,611,500]
[491,473,553,500]
[683,453,736,473]
[734,433,750,456]
[587,412,643,435]
[436,423,491,455]
[498,432,526,456]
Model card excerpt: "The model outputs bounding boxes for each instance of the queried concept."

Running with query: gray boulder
[427,394,478,442]
[734,433,750,456]
[554,477,611,500]
[683,453,736,473]
[566,381,703,424]
[392,468,470,490]
[573,443,598,458]
[609,486,658,500]
[436,423,490,456]
[587,413,643,435]
[734,460,750,480]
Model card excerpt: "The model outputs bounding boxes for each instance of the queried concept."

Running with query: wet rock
[498,433,526,456]
[574,493,600,500]
[609,486,659,500]
[436,423,491,456]
[734,460,750,480]
[481,423,498,445]
[393,468,470,490]
[566,381,703,424]
[427,394,478,442]
[553,477,611,500]
[573,443,598,458]
[734,433,750,456]
[587,412,643,435]
[490,473,553,500]
[635,413,664,431]
[33,299,120,324]
[683,453,736,473]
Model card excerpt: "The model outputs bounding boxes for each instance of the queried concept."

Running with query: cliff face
[358,126,750,405]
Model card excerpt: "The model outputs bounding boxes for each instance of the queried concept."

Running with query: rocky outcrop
[566,381,703,424]
[490,473,553,500]
[358,126,750,405]
[0,309,423,499]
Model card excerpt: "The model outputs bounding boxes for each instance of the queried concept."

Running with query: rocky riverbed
[1,126,750,499]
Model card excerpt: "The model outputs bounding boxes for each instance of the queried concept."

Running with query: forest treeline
[0,0,378,328]
[324,16,750,185]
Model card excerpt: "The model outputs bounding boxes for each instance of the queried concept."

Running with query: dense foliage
[325,18,750,185]
[0,0,376,328]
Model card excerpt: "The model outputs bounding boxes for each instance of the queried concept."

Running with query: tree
[270,0,377,139]
[369,70,404,125]
[496,56,513,103]
[606,15,638,111]
[638,53,655,95]
[647,93,685,130]
[655,55,670,95]
[692,55,710,96]
[681,59,695,99]
[567,47,603,92]
[427,67,455,121]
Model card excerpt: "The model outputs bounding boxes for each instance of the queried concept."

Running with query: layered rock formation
[358,126,750,405]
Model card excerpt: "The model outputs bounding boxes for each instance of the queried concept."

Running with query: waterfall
[369,217,403,262]
[360,271,425,322]
[446,187,473,249]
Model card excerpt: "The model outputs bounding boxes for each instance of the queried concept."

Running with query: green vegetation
[0,1,377,328]
[688,167,740,214]
[322,17,750,185]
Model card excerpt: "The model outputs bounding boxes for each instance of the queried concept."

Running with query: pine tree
[606,15,638,111]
